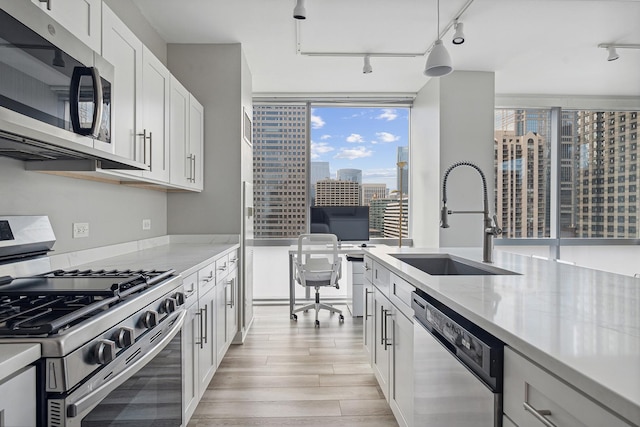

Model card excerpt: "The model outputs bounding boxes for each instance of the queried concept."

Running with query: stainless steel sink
[390,254,518,276]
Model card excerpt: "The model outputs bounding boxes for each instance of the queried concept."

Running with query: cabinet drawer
[373,262,390,297]
[215,254,230,279]
[197,262,216,296]
[228,249,239,272]
[364,256,373,283]
[503,347,632,427]
[182,272,198,306]
[389,273,414,318]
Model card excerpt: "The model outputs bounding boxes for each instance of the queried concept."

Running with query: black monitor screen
[310,206,369,242]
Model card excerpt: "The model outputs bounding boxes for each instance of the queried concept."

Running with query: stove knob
[173,292,185,306]
[113,327,134,348]
[94,339,116,365]
[142,310,158,328]
[161,298,177,314]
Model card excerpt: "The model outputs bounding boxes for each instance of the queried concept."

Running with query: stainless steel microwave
[0,1,114,155]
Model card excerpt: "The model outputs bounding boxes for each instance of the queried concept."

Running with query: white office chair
[291,233,344,327]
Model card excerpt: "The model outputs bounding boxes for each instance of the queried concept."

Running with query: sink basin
[390,254,518,276]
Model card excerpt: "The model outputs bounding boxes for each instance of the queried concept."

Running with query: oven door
[48,309,185,427]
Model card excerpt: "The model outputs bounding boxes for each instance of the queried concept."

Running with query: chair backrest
[295,234,341,287]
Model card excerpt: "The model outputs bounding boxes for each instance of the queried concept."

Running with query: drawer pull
[523,401,557,427]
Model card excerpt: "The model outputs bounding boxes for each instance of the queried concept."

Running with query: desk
[288,245,372,318]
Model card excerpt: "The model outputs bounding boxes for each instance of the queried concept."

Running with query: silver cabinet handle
[192,154,196,182]
[39,0,52,10]
[218,263,227,271]
[523,402,556,427]
[187,153,195,182]
[203,272,214,283]
[226,279,234,308]
[148,131,153,171]
[195,309,204,349]
[202,304,208,344]
[384,309,392,350]
[137,129,152,166]
[364,289,371,318]
[364,263,371,271]
[380,306,385,345]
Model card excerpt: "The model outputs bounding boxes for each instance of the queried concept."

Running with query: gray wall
[0,157,167,253]
[410,71,495,248]
[166,44,246,235]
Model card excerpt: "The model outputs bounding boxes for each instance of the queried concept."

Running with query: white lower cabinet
[369,264,414,427]
[196,285,217,398]
[503,347,633,427]
[362,279,374,363]
[182,285,200,423]
[0,365,36,427]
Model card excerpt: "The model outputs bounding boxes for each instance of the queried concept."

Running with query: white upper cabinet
[140,46,170,183]
[101,4,143,164]
[32,0,101,52]
[170,76,204,191]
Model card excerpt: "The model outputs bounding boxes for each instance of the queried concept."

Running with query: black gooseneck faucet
[441,161,502,263]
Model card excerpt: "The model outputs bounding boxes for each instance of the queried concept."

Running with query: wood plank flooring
[188,305,399,426]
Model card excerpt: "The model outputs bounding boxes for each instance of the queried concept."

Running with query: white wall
[0,157,167,253]
[410,71,495,249]
[166,44,247,235]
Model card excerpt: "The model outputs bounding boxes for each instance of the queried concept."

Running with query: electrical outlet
[142,219,151,230]
[73,222,89,238]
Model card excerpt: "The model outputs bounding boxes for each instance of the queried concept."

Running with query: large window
[495,108,639,240]
[253,104,410,240]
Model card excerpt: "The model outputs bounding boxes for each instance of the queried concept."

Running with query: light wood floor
[188,305,399,426]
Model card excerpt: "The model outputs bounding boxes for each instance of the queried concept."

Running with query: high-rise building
[369,197,393,237]
[495,130,547,238]
[310,162,330,205]
[253,104,308,238]
[361,183,386,206]
[397,146,409,196]
[315,180,360,206]
[337,168,362,183]
[575,111,639,238]
[383,197,408,238]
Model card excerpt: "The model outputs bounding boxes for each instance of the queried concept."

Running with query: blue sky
[310,107,409,191]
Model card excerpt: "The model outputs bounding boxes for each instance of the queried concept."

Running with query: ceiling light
[607,46,619,61]
[452,20,465,45]
[424,0,453,77]
[363,55,372,74]
[293,0,306,20]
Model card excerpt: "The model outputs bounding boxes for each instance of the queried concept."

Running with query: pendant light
[424,0,453,77]
[293,0,306,20]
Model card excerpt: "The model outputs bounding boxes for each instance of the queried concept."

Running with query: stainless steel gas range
[0,216,186,427]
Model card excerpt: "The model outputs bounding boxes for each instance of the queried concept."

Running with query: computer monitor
[310,206,369,242]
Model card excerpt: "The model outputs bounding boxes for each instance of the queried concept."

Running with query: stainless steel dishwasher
[412,288,503,426]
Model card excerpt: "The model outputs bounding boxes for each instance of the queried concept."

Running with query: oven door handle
[66,309,186,419]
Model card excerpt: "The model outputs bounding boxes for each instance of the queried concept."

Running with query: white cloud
[375,132,400,143]
[320,134,332,140]
[334,146,373,160]
[376,108,398,121]
[363,168,396,179]
[346,133,365,143]
[310,113,325,129]
[310,141,334,159]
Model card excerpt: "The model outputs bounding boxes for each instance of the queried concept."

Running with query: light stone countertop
[0,343,40,383]
[365,245,640,425]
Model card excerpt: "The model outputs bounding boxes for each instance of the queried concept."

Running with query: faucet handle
[492,215,502,235]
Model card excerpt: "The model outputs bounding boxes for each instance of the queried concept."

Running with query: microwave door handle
[69,66,103,138]
[89,67,103,138]
[66,309,185,419]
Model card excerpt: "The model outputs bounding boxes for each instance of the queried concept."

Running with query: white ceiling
[132,0,640,97]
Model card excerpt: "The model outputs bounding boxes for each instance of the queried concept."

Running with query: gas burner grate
[0,293,119,336]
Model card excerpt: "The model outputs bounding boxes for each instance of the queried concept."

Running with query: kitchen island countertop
[0,343,40,383]
[365,246,640,425]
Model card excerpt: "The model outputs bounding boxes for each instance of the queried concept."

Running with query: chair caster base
[315,320,320,328]
[291,313,297,320]
[339,314,344,323]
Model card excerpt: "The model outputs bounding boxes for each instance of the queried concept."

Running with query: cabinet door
[102,4,143,164]
[183,302,199,423]
[0,365,36,427]
[363,280,374,363]
[197,289,216,396]
[373,289,391,400]
[389,307,414,427]
[215,280,227,365]
[141,46,170,182]
[33,0,101,52]
[225,270,238,343]
[188,95,204,190]
[169,76,190,187]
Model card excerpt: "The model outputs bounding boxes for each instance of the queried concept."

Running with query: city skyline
[310,107,409,191]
